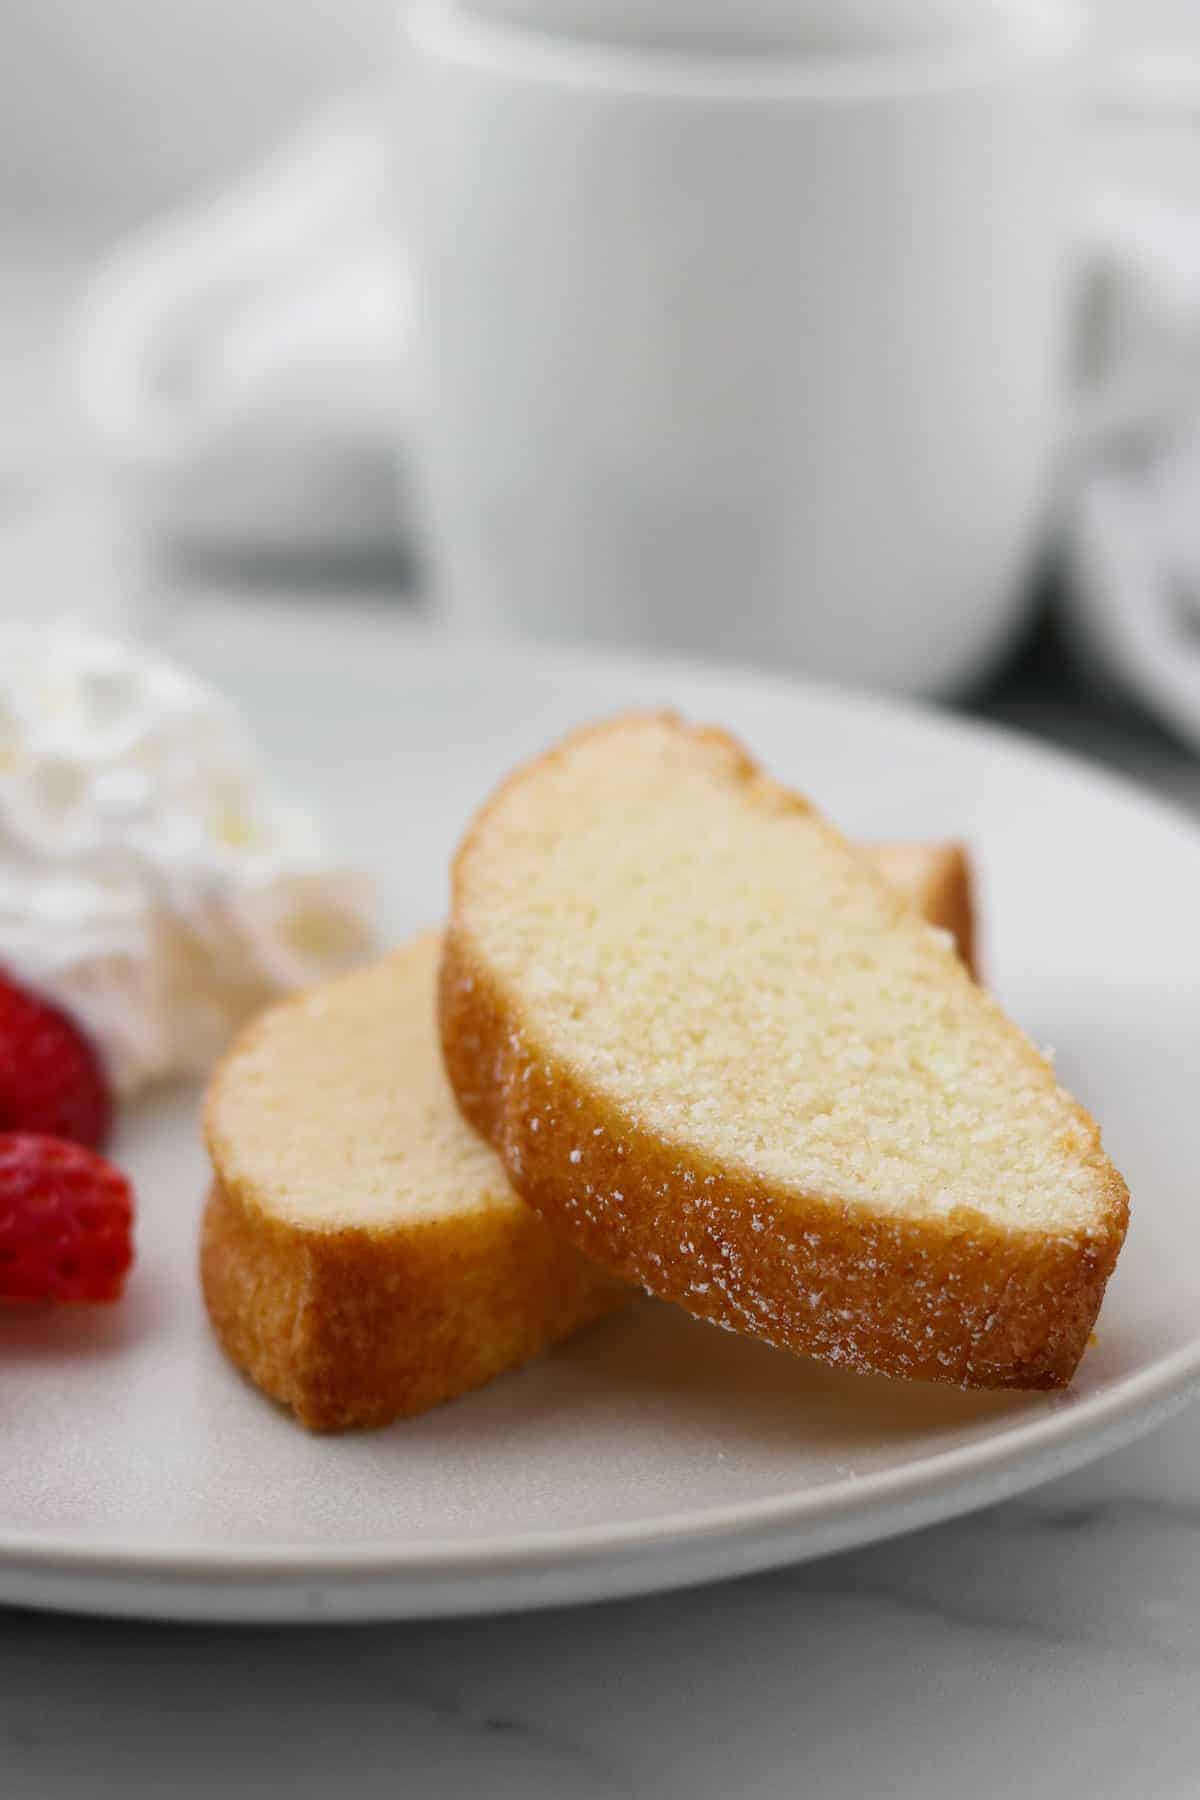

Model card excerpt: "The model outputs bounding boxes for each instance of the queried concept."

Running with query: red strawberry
[0,1134,134,1304]
[0,970,112,1149]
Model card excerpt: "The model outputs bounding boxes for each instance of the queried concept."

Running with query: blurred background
[0,0,1193,226]
[3,0,1200,803]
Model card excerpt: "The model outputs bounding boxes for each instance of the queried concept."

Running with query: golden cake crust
[440,715,1129,1391]
[201,941,627,1432]
[867,840,978,979]
[199,1177,625,1431]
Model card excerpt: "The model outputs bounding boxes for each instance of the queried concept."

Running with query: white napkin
[70,65,1200,747]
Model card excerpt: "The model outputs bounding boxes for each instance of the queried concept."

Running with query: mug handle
[69,100,395,468]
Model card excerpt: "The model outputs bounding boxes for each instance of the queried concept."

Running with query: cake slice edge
[440,713,1129,1391]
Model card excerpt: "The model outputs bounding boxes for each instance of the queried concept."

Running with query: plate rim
[3,1343,1199,1588]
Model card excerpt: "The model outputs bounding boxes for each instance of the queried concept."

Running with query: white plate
[4,626,1200,1624]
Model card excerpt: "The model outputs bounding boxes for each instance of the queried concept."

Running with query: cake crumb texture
[441,713,1129,1390]
[202,935,626,1430]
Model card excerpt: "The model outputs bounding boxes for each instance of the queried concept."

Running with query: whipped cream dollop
[0,629,377,1094]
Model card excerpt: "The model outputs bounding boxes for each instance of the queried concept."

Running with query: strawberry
[0,970,112,1149]
[0,1134,134,1304]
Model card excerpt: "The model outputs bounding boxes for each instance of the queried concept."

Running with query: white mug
[409,0,1086,697]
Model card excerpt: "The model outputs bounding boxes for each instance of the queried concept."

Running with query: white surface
[0,0,388,226]
[462,0,1055,53]
[2,623,1200,1627]
[0,0,1192,226]
[411,1,1079,697]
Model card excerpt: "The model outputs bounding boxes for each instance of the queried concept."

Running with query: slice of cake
[441,714,1128,1390]
[202,934,627,1429]
[201,839,976,1429]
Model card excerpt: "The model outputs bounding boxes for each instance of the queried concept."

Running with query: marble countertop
[5,1405,1200,1797]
